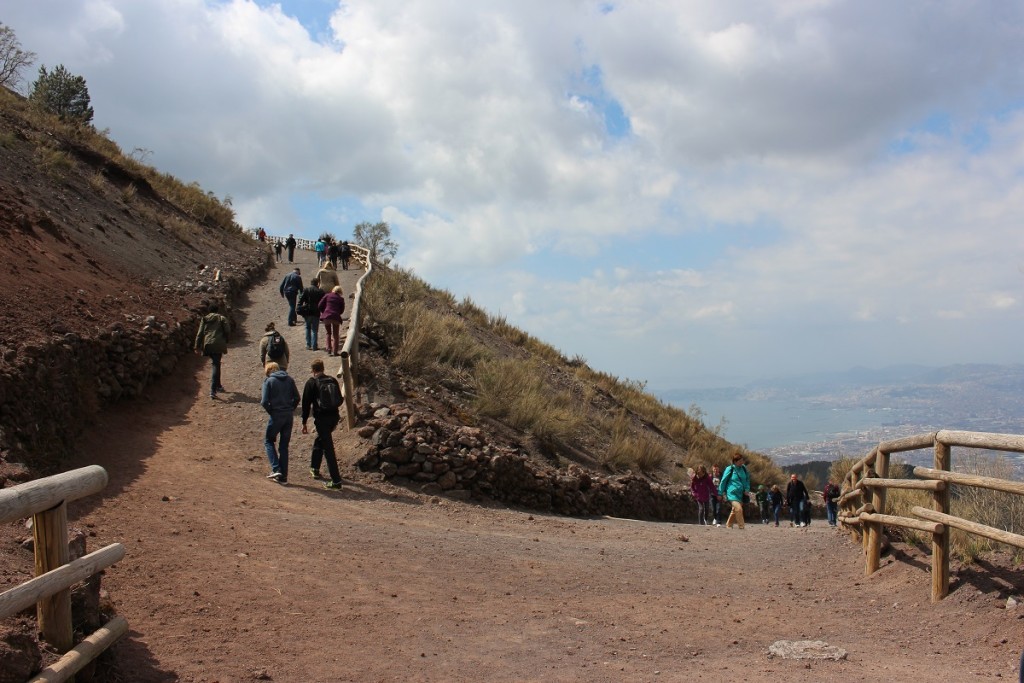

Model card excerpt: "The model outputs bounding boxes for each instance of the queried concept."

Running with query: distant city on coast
[662,363,1024,467]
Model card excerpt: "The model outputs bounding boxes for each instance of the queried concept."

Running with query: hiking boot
[216,385,227,393]
[323,480,342,490]
[267,472,281,480]
[310,468,322,480]
[277,478,288,485]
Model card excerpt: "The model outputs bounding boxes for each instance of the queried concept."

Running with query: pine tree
[30,64,94,124]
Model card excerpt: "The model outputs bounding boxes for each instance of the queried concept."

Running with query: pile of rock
[356,403,696,521]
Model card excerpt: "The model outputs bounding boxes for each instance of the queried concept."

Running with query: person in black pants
[301,358,344,489]
[285,234,297,262]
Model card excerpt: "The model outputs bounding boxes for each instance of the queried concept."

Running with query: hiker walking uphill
[194,303,230,399]
[279,267,303,327]
[285,234,297,262]
[302,358,344,489]
[261,361,300,484]
[259,322,290,370]
[690,465,716,526]
[296,278,326,351]
[718,452,751,529]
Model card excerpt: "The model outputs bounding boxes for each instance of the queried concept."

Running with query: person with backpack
[259,322,290,370]
[718,452,751,529]
[823,479,841,526]
[318,285,346,356]
[301,358,344,489]
[296,277,326,350]
[273,241,283,262]
[279,267,303,326]
[193,303,230,399]
[261,361,300,484]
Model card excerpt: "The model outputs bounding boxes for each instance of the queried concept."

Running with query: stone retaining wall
[356,403,699,521]
[0,253,271,473]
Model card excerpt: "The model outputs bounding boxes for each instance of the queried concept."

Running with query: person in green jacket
[719,452,751,529]
[194,303,230,399]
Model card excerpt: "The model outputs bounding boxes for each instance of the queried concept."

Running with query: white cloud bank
[5,0,1024,386]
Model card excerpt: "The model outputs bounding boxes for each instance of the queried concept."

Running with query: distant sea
[676,398,891,451]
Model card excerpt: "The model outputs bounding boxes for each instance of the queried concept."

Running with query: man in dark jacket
[301,358,344,489]
[261,362,300,483]
[194,303,230,399]
[786,474,809,527]
[285,234,297,262]
[279,267,303,326]
[296,278,325,350]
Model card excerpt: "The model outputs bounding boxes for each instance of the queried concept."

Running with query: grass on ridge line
[362,263,787,484]
[0,87,240,236]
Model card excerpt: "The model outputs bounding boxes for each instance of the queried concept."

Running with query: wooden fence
[0,465,127,682]
[839,430,1024,602]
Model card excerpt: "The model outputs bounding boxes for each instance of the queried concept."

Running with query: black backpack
[266,332,285,360]
[317,376,343,411]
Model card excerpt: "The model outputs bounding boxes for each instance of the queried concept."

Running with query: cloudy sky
[6,1,1024,390]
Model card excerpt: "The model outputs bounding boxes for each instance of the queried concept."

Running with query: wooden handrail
[912,506,1024,550]
[936,429,1024,453]
[0,543,124,619]
[913,466,1024,496]
[860,511,943,535]
[0,465,107,525]
[28,616,129,683]
[877,432,936,454]
[861,478,946,491]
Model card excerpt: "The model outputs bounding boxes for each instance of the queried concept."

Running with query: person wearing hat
[755,484,770,524]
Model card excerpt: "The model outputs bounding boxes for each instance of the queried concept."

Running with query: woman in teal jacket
[718,452,751,529]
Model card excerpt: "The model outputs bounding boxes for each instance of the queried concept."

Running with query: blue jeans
[304,315,319,349]
[264,411,294,480]
[826,501,838,526]
[772,503,782,525]
[285,291,298,325]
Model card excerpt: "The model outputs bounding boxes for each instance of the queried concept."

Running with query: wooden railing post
[340,351,357,429]
[932,441,951,601]
[865,451,889,575]
[33,500,73,652]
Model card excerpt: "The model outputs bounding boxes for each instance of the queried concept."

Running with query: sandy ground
[44,248,1024,682]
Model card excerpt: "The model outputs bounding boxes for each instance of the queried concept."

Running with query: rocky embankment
[357,403,698,520]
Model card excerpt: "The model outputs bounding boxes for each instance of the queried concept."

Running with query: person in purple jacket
[318,285,346,356]
[690,465,716,525]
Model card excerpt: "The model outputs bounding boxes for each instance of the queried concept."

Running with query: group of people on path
[689,455,841,529]
[194,305,346,490]
[278,265,347,355]
[259,357,344,490]
[313,236,353,270]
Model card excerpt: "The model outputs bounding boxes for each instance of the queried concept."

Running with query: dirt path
[59,249,1023,682]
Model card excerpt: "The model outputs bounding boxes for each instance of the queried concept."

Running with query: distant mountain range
[660,363,1024,407]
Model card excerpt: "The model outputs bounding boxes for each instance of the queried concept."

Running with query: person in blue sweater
[719,452,751,529]
[279,267,303,326]
[260,362,300,484]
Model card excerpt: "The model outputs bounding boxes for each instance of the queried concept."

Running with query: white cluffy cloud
[6,0,1024,387]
